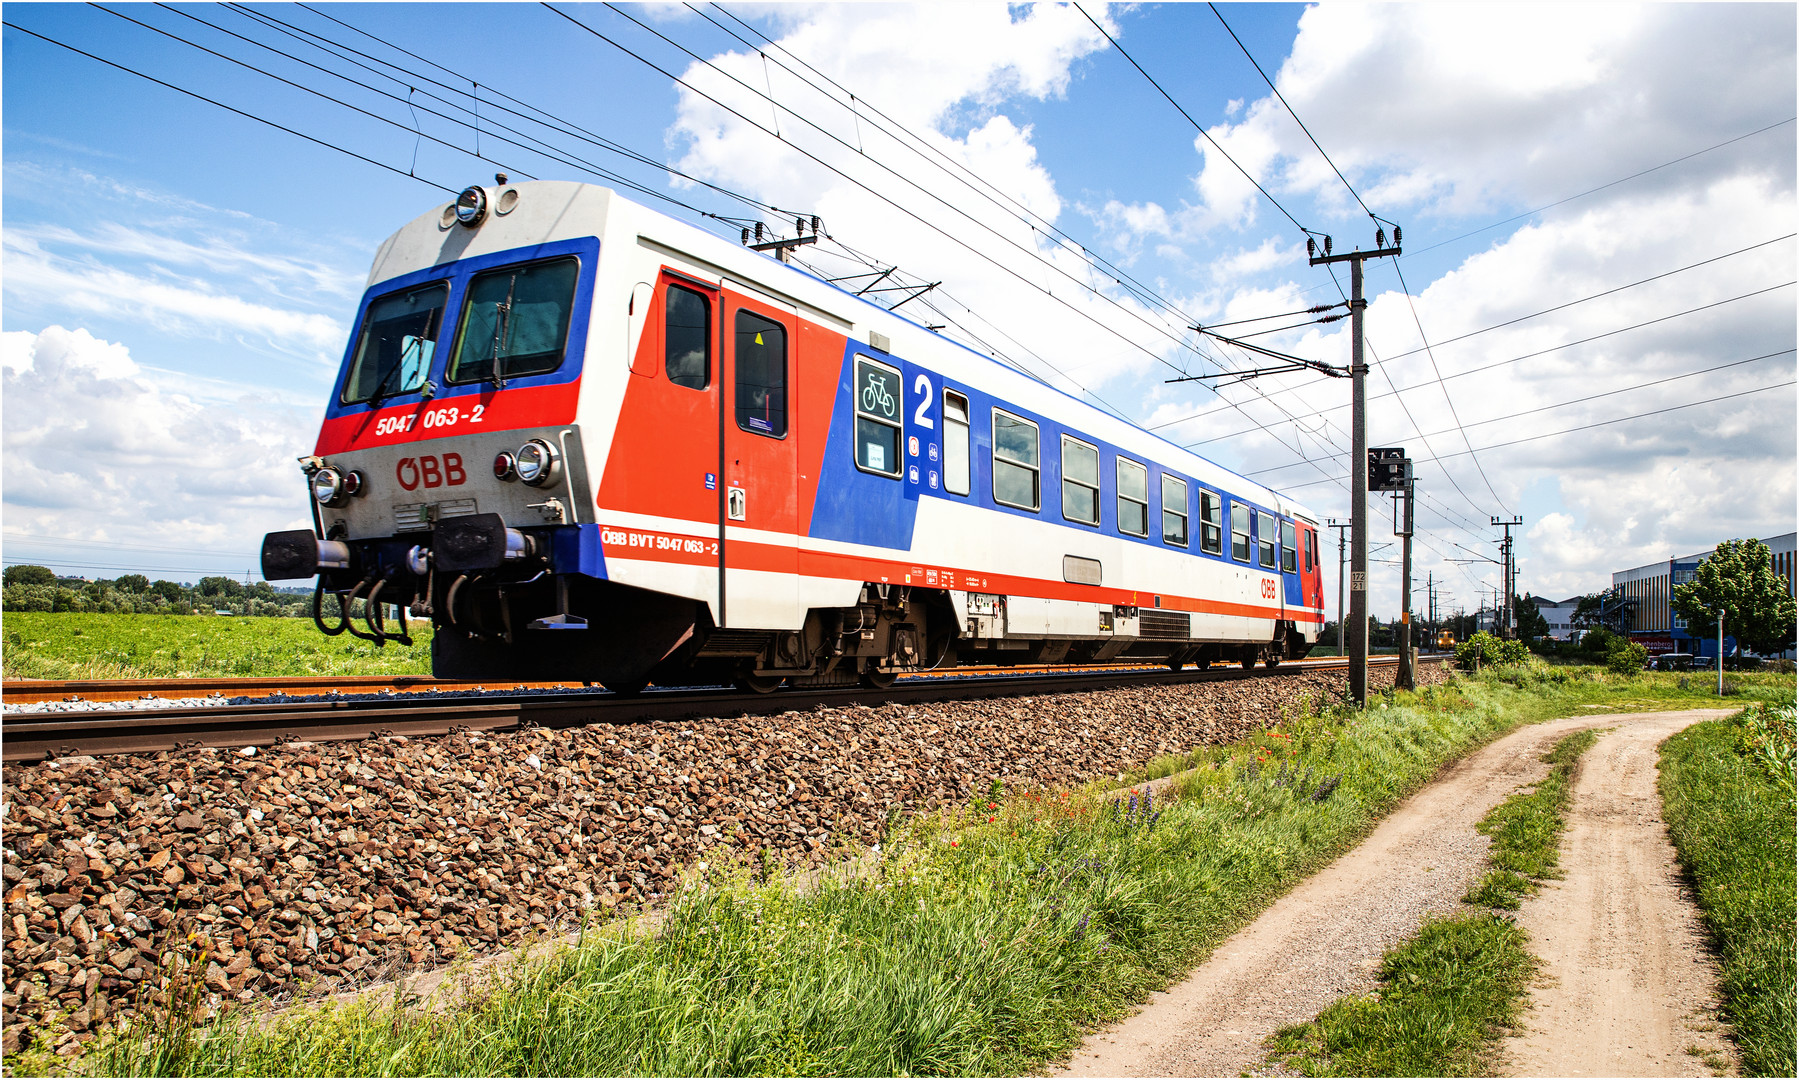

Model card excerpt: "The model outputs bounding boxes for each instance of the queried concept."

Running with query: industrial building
[1612,532,1796,657]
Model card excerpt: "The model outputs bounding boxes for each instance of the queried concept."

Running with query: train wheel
[1167,657,1185,672]
[603,678,649,697]
[735,673,785,694]
[1240,646,1258,670]
[1264,651,1282,669]
[860,667,898,690]
[1195,657,1212,671]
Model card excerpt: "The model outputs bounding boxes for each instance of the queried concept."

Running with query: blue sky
[4,2,1794,623]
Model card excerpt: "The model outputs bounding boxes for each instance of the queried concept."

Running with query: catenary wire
[1,21,459,195]
[1239,348,1797,477]
[1175,279,1797,445]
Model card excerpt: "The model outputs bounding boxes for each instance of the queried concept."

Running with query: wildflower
[951,839,960,847]
[988,802,997,810]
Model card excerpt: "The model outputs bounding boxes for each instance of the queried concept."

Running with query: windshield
[340,283,447,405]
[447,258,579,385]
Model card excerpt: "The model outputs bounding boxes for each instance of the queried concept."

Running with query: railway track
[1,655,1441,763]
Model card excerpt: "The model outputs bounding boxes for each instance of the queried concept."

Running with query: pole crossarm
[1167,327,1352,385]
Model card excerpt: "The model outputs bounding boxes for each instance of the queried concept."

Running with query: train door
[720,281,800,628]
[599,272,721,619]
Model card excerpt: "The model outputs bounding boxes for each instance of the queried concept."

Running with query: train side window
[1201,490,1223,555]
[853,355,902,477]
[342,281,447,404]
[992,409,1040,511]
[447,257,578,384]
[1281,519,1297,573]
[1062,436,1100,525]
[1117,457,1148,537]
[943,390,971,496]
[1162,475,1188,547]
[1304,528,1316,571]
[1231,501,1251,562]
[664,284,709,389]
[1259,511,1277,568]
[734,310,787,437]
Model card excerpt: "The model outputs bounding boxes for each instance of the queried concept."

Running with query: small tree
[1606,639,1648,675]
[3,565,56,587]
[114,573,151,593]
[1514,594,1551,642]
[1672,538,1799,656]
[1569,592,1607,631]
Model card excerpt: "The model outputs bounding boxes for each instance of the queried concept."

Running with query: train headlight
[492,450,517,481]
[310,466,363,507]
[515,439,560,486]
[454,185,488,227]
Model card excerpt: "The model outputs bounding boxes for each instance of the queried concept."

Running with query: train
[261,178,1326,693]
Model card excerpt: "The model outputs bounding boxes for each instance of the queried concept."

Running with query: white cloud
[3,232,345,356]
[1,326,320,562]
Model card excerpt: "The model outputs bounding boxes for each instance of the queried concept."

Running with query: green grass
[1463,727,1601,909]
[1265,912,1536,1078]
[1659,704,1797,1078]
[1,612,432,679]
[47,666,1793,1077]
[1267,727,1602,1077]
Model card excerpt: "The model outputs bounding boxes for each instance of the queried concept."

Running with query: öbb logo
[395,453,466,491]
[1260,579,1278,600]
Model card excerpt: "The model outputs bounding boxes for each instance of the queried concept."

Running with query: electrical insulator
[755,222,765,241]
[1306,237,1316,258]
[1324,235,1332,255]
[1393,225,1402,246]
[811,215,821,234]
[795,216,805,234]
[741,227,750,245]
[1376,227,1386,248]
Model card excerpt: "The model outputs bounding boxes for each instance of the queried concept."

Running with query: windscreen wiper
[487,275,518,389]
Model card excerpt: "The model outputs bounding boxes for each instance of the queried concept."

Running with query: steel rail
[1,656,1440,764]
[0,662,1189,704]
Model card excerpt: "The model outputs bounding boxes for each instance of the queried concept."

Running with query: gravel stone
[2,666,1436,1042]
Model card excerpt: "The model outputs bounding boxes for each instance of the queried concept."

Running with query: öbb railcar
[261,180,1327,692]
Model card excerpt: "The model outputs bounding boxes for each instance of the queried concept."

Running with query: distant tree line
[1,565,314,617]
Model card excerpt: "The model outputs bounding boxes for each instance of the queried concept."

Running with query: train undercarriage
[264,518,1312,696]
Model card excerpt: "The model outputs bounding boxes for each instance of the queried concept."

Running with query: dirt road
[1499,712,1740,1077]
[1052,708,1735,1078]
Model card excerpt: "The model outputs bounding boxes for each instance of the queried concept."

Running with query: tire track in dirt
[1498,712,1741,1077]
[1050,708,1734,1078]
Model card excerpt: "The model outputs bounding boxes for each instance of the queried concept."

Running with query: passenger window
[854,356,902,476]
[1062,437,1099,525]
[992,409,1040,511]
[664,284,709,389]
[1304,529,1316,571]
[447,258,578,384]
[1259,511,1277,568]
[1231,501,1251,562]
[943,390,971,496]
[1162,475,1188,547]
[1117,458,1148,537]
[1281,520,1298,573]
[734,310,787,437]
[1201,490,1223,555]
[342,281,447,404]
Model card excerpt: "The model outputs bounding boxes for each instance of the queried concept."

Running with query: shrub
[1455,631,1528,670]
[1605,640,1648,675]
[1579,626,1621,657]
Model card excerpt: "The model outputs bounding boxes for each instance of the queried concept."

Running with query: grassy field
[1659,704,1797,1078]
[1,612,433,680]
[62,664,1793,1079]
[1267,728,1601,1077]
